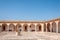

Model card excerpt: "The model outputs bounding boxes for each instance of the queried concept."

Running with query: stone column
[28,24,30,32]
[41,24,44,32]
[15,24,18,36]
[50,22,52,32]
[0,23,2,32]
[35,24,37,32]
[16,27,18,36]
[55,21,59,33]
[21,24,24,32]
[15,26,17,32]
[7,23,10,31]
[46,23,47,32]
[14,23,17,31]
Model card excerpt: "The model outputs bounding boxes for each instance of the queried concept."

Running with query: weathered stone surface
[0,32,59,40]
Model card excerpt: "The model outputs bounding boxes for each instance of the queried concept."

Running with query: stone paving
[0,32,60,40]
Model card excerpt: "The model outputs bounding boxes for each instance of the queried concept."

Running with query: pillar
[6,23,10,31]
[28,24,30,32]
[13,23,17,31]
[0,23,2,32]
[21,24,24,32]
[45,23,47,32]
[55,21,59,33]
[15,24,18,36]
[35,24,37,32]
[50,22,52,32]
[41,24,44,32]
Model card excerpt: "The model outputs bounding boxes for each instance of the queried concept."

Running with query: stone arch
[2,23,7,31]
[52,22,56,32]
[47,23,50,32]
[58,22,60,33]
[30,24,35,32]
[36,24,41,31]
[23,24,28,31]
[16,24,22,32]
[9,24,15,31]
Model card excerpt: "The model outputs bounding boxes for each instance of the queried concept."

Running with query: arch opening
[47,23,50,32]
[16,24,22,32]
[52,22,56,33]
[9,24,15,31]
[23,24,28,31]
[30,24,35,32]
[2,24,7,31]
[58,22,60,33]
[36,24,41,31]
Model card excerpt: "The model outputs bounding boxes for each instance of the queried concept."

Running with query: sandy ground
[0,32,59,40]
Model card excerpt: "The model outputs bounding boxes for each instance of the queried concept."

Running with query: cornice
[0,18,60,23]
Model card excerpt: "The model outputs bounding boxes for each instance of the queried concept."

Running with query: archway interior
[47,23,50,32]
[2,24,7,31]
[44,24,46,32]
[52,22,56,32]
[30,24,35,32]
[36,24,41,31]
[9,24,15,31]
[16,24,22,32]
[18,25,21,31]
[23,24,28,31]
[58,22,60,33]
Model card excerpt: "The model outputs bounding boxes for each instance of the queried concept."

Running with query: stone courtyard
[0,32,59,40]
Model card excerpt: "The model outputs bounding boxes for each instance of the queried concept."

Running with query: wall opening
[52,22,56,33]
[2,24,7,31]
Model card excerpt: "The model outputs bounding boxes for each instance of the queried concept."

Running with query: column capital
[50,22,53,24]
[41,24,44,25]
[0,23,2,25]
[45,23,48,25]
[6,23,10,25]
[13,23,17,26]
[45,23,48,24]
[28,24,30,26]
[21,24,24,26]
[55,21,59,24]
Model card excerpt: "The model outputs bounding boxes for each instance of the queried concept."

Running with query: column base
[16,32,21,36]
[16,32,18,36]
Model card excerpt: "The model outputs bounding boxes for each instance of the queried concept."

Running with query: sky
[0,0,60,20]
